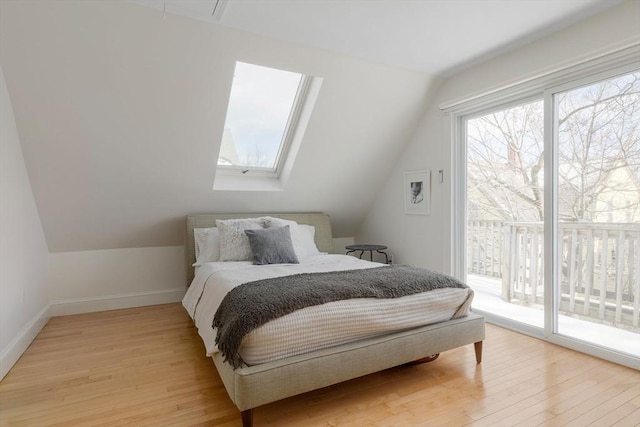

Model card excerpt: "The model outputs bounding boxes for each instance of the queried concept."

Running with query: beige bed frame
[185,213,485,427]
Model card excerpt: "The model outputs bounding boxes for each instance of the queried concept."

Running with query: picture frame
[404,170,430,215]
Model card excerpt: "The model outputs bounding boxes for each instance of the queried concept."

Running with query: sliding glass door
[465,99,545,330]
[460,67,639,364]
[551,71,639,357]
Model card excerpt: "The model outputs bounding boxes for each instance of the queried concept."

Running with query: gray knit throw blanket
[213,265,467,368]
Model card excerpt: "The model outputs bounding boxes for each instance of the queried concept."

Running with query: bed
[183,213,485,427]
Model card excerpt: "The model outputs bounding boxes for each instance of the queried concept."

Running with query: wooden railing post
[634,235,639,328]
[615,230,626,324]
[599,230,608,321]
[501,224,512,302]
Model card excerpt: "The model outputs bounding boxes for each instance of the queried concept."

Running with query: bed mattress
[182,254,473,366]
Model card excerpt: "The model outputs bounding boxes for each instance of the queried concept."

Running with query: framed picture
[404,170,430,215]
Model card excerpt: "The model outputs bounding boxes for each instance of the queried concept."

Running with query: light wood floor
[1,304,638,427]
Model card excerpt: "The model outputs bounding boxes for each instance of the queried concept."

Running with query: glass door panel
[554,71,640,356]
[466,100,545,329]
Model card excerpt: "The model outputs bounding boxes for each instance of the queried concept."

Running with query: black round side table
[345,244,389,264]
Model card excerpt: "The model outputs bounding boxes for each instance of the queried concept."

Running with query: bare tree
[467,100,545,221]
[557,72,640,222]
[467,71,640,223]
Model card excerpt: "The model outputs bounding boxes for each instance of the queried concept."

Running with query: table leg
[376,250,389,264]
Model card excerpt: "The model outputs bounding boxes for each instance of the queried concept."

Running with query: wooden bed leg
[241,409,254,427]
[474,341,483,364]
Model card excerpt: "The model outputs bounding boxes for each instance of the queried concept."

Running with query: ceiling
[0,0,632,253]
[0,0,436,251]
[129,0,624,75]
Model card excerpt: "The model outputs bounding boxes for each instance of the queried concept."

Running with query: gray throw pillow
[244,226,300,265]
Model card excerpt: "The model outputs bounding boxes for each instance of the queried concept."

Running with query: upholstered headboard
[185,213,334,286]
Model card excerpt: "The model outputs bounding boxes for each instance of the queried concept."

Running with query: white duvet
[182,254,473,366]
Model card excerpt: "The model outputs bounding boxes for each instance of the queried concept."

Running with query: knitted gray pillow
[216,218,265,261]
[244,226,299,265]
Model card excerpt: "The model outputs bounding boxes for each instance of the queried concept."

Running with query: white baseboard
[0,304,51,381]
[50,288,186,316]
[0,289,185,381]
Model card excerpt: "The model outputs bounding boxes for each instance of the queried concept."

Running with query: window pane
[466,100,545,329]
[555,71,640,356]
[218,62,303,170]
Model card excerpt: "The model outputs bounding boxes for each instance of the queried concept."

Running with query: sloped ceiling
[0,1,434,251]
[131,0,623,75]
[0,0,626,252]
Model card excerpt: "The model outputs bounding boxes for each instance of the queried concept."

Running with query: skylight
[217,62,306,174]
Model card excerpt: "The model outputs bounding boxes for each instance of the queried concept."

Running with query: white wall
[46,236,355,317]
[0,0,435,253]
[48,246,186,316]
[357,0,640,273]
[0,66,50,380]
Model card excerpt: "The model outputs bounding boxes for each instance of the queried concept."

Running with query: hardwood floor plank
[610,407,640,427]
[1,303,638,427]
[589,402,640,427]
[563,383,639,427]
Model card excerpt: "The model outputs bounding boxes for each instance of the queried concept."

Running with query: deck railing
[467,220,639,330]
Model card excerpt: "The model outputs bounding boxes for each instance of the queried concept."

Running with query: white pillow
[216,218,266,261]
[193,227,220,266]
[262,217,322,259]
[297,224,323,258]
